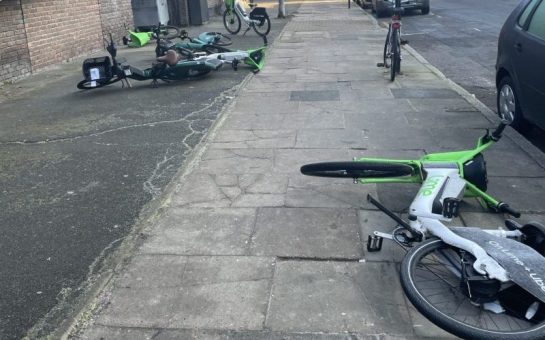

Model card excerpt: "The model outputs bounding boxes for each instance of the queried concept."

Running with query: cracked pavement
[0,8,293,340]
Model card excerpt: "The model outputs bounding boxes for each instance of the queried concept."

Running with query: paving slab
[141,208,256,255]
[250,208,363,259]
[266,261,413,335]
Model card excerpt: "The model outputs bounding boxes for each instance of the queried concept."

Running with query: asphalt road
[0,4,297,339]
[374,0,545,151]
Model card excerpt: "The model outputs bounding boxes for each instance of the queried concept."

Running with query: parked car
[371,0,430,18]
[496,0,545,132]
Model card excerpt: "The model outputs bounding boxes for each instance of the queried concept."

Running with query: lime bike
[301,117,545,339]
[223,0,271,36]
[157,30,268,72]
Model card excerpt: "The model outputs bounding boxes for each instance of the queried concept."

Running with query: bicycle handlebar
[491,122,507,141]
[497,202,521,218]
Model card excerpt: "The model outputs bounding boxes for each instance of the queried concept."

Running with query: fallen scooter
[76,34,235,90]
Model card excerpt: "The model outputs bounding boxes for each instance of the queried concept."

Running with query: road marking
[473,28,481,32]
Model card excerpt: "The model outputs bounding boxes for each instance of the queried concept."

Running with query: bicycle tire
[383,24,392,68]
[154,25,180,40]
[390,29,399,81]
[77,75,122,90]
[252,16,271,36]
[214,33,233,46]
[223,10,241,34]
[300,161,413,178]
[400,239,545,340]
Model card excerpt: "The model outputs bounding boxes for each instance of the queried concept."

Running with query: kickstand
[122,78,132,88]
[151,79,159,88]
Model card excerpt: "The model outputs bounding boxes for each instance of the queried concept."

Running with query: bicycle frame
[359,122,525,280]
[225,0,263,27]
[355,130,502,209]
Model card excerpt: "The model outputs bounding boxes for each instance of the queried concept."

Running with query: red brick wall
[0,0,134,82]
[99,0,134,44]
[20,0,103,71]
[0,0,32,83]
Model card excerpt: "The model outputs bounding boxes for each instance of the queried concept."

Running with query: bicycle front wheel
[77,75,122,90]
[401,239,545,340]
[390,29,400,81]
[252,16,271,36]
[383,24,392,68]
[300,161,413,178]
[223,10,241,34]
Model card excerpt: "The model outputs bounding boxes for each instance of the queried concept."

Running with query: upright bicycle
[223,0,271,36]
[301,117,545,339]
[377,0,404,81]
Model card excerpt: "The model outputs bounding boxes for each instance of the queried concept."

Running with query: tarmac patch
[290,90,340,101]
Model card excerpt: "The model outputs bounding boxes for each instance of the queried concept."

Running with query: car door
[512,0,545,128]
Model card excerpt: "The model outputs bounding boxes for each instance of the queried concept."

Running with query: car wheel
[421,5,430,14]
[497,76,532,132]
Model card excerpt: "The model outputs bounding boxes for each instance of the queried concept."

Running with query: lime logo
[420,176,443,196]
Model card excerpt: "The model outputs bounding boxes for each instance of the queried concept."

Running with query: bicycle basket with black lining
[250,7,268,21]
[81,57,113,84]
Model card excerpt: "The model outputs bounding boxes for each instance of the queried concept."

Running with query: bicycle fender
[452,227,545,303]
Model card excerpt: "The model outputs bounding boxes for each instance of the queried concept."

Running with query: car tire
[497,76,532,132]
[421,5,430,14]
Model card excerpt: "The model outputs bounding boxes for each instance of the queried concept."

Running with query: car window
[518,0,540,27]
[528,0,545,39]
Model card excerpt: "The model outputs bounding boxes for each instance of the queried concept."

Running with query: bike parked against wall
[223,0,271,36]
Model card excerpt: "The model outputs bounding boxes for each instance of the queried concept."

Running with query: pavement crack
[143,148,177,198]
[2,86,237,146]
[276,256,362,262]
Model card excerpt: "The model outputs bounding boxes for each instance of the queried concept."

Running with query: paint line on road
[473,27,482,32]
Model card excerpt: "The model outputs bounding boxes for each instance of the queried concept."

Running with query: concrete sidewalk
[71,1,545,339]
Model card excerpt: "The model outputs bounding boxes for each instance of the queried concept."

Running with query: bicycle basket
[82,57,113,83]
[250,7,268,20]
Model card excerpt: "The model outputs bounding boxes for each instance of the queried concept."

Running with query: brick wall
[20,0,103,71]
[0,0,134,82]
[99,0,134,44]
[0,0,31,83]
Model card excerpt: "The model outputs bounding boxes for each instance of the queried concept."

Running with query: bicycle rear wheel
[300,161,413,178]
[252,17,271,36]
[401,239,545,340]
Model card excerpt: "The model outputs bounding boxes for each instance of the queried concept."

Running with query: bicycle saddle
[156,50,179,66]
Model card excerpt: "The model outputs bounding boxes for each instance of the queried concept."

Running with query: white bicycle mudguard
[452,227,545,304]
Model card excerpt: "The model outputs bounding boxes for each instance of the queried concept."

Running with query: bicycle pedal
[442,197,461,218]
[367,234,383,252]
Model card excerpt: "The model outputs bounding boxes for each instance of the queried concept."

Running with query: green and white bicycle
[223,0,271,36]
[301,118,545,339]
